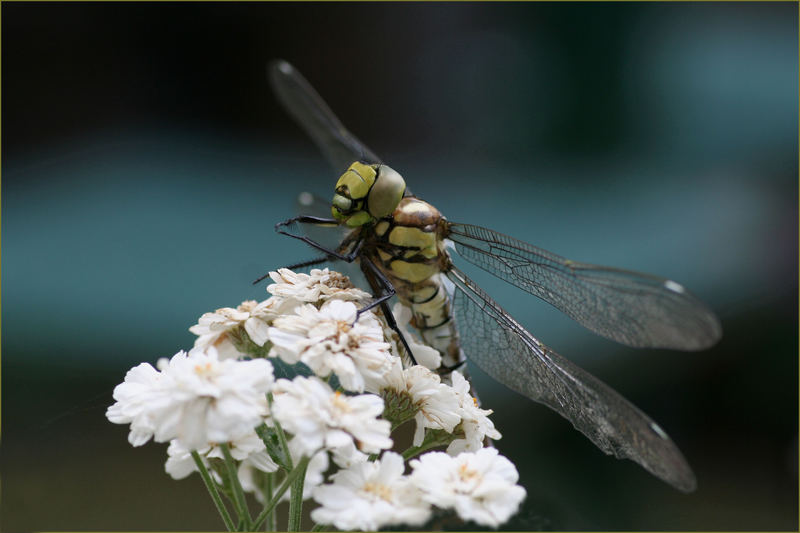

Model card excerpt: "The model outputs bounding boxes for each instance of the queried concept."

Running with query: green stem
[288,458,309,531]
[221,443,253,530]
[252,456,311,531]
[402,443,432,461]
[390,418,409,432]
[267,392,294,471]
[192,451,236,532]
[310,523,329,532]
[402,439,447,461]
[402,428,455,461]
[263,473,276,531]
[274,420,294,470]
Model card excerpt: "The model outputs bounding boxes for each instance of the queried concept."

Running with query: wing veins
[446,265,697,492]
[268,60,381,173]
[449,267,577,409]
[447,222,721,350]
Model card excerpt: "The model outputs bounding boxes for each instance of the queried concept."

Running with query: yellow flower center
[331,390,352,412]
[193,362,215,376]
[238,300,258,312]
[458,463,481,484]
[363,482,393,502]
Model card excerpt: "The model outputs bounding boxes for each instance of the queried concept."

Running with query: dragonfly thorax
[332,162,406,227]
[368,196,464,370]
[371,197,448,286]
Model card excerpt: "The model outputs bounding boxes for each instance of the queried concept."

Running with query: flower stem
[287,457,309,531]
[192,451,236,532]
[274,419,294,470]
[391,418,409,432]
[263,473,276,531]
[252,456,311,531]
[402,428,454,460]
[310,523,329,532]
[267,392,294,470]
[221,443,253,530]
[402,443,433,461]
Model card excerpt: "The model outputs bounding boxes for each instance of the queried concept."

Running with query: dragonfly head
[332,162,406,227]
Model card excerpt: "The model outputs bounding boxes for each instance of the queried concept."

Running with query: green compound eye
[368,165,406,219]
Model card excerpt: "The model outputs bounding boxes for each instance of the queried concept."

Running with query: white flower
[389,303,442,370]
[165,430,278,481]
[268,299,394,392]
[190,298,296,357]
[164,439,203,481]
[371,358,461,446]
[268,268,371,303]
[329,439,370,469]
[447,371,502,454]
[106,348,274,450]
[106,361,166,446]
[271,375,392,457]
[311,452,431,531]
[409,448,526,527]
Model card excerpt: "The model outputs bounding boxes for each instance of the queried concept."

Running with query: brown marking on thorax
[392,197,442,228]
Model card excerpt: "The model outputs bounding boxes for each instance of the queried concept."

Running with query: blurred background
[2,2,797,531]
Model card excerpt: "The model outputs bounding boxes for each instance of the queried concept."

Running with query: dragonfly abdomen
[408,274,464,371]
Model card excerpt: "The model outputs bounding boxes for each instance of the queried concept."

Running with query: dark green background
[2,2,797,531]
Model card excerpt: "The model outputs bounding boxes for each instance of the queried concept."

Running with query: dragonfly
[267,59,722,493]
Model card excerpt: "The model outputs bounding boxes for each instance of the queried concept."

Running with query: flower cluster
[107,348,273,450]
[107,268,525,531]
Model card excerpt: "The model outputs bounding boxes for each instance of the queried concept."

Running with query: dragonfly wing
[447,223,721,350]
[446,265,697,492]
[269,60,381,173]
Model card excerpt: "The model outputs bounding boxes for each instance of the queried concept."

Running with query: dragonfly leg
[360,257,418,367]
[437,359,468,373]
[259,216,366,283]
[356,258,397,316]
[283,256,334,270]
[275,216,363,262]
[277,214,339,226]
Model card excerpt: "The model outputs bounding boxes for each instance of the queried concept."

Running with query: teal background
[2,2,797,531]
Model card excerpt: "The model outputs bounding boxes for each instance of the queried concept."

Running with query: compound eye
[368,165,406,219]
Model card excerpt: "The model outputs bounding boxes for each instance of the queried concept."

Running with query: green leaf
[256,423,292,471]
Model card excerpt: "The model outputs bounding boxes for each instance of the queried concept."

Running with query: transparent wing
[446,266,697,492]
[447,223,722,350]
[269,60,381,173]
